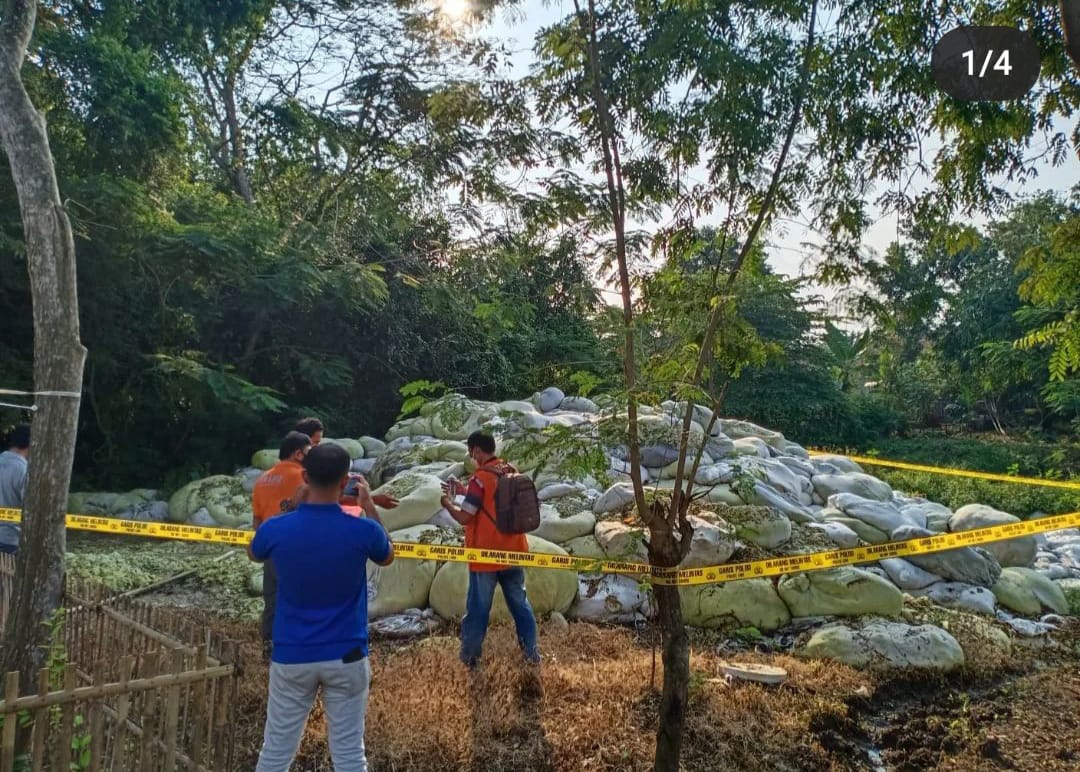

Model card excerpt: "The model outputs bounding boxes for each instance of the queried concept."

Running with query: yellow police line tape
[807,450,1080,490]
[2,506,1079,587]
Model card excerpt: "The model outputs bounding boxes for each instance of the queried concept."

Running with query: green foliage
[397,380,448,419]
[857,435,1080,480]
[70,714,91,770]
[875,469,1077,519]
[730,467,759,504]
[1,0,1076,498]
[0,1,610,490]
[152,354,287,414]
[501,422,611,486]
[568,370,603,397]
[1014,202,1080,381]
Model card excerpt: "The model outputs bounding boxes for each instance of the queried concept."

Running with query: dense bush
[874,469,1077,518]
[857,435,1080,478]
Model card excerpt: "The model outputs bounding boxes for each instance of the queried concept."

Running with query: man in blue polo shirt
[249,442,393,772]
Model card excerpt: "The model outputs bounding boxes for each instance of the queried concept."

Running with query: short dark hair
[7,424,29,450]
[303,443,350,488]
[279,431,311,461]
[294,417,324,436]
[466,431,496,455]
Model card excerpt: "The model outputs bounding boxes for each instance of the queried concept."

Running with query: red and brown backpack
[476,462,541,534]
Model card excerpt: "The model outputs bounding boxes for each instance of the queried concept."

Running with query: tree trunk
[574,0,648,520]
[1062,1,1080,69]
[649,527,689,772]
[0,0,87,692]
[222,71,255,205]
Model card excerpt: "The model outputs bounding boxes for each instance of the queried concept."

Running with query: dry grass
[181,610,1080,772]
[216,614,871,772]
[363,625,872,772]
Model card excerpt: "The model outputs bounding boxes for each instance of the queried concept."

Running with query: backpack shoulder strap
[471,464,502,526]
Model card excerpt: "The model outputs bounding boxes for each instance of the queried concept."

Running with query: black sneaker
[262,641,272,664]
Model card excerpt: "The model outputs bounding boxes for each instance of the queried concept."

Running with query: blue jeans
[460,568,539,666]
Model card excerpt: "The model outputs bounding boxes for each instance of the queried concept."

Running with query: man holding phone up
[249,443,393,772]
[439,431,540,670]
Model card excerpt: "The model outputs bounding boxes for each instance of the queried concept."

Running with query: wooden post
[2,671,19,772]
[162,650,183,771]
[225,641,240,771]
[108,656,134,771]
[29,668,47,772]
[211,643,232,771]
[137,652,160,772]
[189,645,208,767]
[56,664,76,772]
[88,660,104,771]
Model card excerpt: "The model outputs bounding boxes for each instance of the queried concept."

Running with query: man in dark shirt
[249,443,393,772]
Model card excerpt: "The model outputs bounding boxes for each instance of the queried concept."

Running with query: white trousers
[255,657,371,772]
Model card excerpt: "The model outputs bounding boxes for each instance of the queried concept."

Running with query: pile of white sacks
[68,388,1080,671]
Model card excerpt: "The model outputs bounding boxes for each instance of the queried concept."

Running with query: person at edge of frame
[0,423,30,555]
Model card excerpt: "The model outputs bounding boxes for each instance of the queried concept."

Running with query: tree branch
[670,0,818,519]
[574,0,650,524]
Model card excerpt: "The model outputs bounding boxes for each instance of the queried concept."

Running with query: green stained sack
[109,492,151,516]
[322,438,364,459]
[720,505,792,549]
[679,579,791,632]
[778,567,903,618]
[660,455,713,480]
[372,473,445,531]
[418,395,496,440]
[385,416,434,441]
[703,485,744,505]
[534,505,596,544]
[67,492,99,515]
[168,475,252,529]
[82,492,120,515]
[359,436,387,457]
[562,535,606,560]
[635,415,704,452]
[430,411,490,441]
[251,449,278,470]
[368,525,459,617]
[992,567,1069,616]
[428,535,577,621]
[421,441,469,464]
[821,514,888,544]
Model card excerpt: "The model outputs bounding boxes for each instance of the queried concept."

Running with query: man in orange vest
[253,431,400,660]
[253,431,313,659]
[439,431,539,670]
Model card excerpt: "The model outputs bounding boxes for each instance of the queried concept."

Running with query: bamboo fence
[0,577,241,771]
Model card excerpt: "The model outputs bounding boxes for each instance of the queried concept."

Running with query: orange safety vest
[251,460,305,528]
[463,459,529,572]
